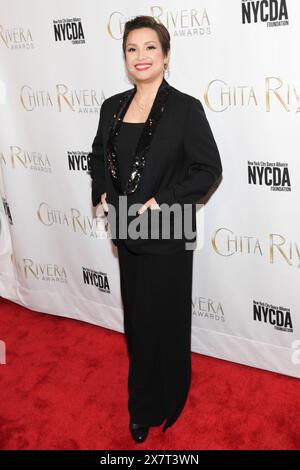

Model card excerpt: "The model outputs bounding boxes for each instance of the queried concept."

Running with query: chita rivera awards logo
[241,0,289,27]
[36,202,108,240]
[212,229,300,268]
[20,85,105,113]
[0,24,34,49]
[18,258,68,284]
[0,146,52,173]
[0,146,89,174]
[204,77,300,113]
[192,297,225,323]
[107,6,212,40]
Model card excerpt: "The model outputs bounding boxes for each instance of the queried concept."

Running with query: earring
[164,62,170,79]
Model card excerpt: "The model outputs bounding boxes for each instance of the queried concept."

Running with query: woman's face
[125,27,169,83]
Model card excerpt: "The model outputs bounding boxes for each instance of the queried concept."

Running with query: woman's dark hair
[122,15,170,59]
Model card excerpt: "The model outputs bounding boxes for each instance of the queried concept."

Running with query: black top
[115,122,145,193]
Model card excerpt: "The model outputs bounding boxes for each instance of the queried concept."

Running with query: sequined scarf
[105,77,171,195]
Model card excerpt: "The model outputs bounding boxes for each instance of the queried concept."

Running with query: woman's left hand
[138,197,160,215]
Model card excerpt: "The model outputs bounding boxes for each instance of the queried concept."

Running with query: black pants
[117,243,194,433]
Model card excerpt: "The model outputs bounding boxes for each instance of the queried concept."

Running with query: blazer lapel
[106,77,171,195]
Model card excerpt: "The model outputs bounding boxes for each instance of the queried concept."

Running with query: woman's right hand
[101,192,108,215]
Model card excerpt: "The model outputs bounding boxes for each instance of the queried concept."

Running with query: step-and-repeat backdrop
[1,0,299,377]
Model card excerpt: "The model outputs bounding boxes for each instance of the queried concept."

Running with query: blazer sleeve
[87,101,107,207]
[154,97,222,206]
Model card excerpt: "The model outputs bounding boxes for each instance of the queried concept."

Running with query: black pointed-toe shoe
[129,420,149,443]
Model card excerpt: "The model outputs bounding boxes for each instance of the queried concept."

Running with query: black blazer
[88,77,223,255]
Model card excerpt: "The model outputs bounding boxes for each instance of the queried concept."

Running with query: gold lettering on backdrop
[204,80,258,111]
[56,84,101,112]
[107,8,210,39]
[266,77,289,111]
[269,234,300,267]
[36,203,106,238]
[37,203,70,227]
[23,259,67,280]
[204,77,300,111]
[192,297,224,315]
[211,228,263,257]
[211,229,300,267]
[107,12,126,40]
[20,85,104,111]
[151,7,210,28]
[20,86,53,111]
[9,146,50,169]
[0,25,33,48]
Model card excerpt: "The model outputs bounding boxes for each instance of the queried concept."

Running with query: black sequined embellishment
[106,77,171,195]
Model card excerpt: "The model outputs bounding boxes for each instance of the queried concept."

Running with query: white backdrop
[1,0,300,378]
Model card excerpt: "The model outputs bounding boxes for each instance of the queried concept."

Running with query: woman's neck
[134,74,164,102]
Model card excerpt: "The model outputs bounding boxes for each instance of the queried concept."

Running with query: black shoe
[129,420,149,443]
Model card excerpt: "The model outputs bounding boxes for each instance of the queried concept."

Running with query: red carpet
[0,296,299,450]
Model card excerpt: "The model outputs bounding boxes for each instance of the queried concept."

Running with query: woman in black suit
[88,15,222,443]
